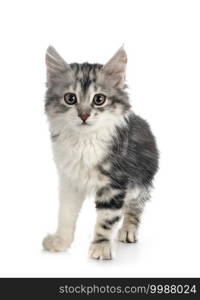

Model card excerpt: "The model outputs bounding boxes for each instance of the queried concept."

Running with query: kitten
[42,46,159,260]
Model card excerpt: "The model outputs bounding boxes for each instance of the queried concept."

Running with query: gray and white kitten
[42,46,159,260]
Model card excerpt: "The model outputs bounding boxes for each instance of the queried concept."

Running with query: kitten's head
[45,46,130,133]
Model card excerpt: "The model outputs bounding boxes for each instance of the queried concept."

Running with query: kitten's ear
[101,46,127,88]
[45,46,73,83]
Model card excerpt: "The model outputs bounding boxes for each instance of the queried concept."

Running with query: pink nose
[78,112,90,122]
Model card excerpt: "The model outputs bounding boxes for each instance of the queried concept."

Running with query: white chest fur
[52,128,112,192]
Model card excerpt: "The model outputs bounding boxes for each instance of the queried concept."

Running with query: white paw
[89,242,113,260]
[42,234,69,252]
[118,227,137,243]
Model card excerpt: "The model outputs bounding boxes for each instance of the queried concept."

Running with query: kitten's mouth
[80,121,90,126]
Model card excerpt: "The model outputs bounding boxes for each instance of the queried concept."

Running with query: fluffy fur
[42,46,159,260]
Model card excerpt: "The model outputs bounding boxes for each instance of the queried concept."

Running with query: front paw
[89,242,113,260]
[42,234,70,252]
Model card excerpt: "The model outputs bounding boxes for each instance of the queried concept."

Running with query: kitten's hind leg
[118,186,149,243]
[118,209,140,243]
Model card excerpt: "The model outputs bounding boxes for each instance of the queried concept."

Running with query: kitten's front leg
[89,187,125,260]
[43,178,85,252]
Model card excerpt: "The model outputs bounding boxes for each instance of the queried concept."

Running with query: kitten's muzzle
[78,112,90,122]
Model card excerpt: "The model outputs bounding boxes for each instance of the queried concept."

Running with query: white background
[0,0,200,277]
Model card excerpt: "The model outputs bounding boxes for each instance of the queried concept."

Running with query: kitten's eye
[93,94,106,106]
[64,93,77,105]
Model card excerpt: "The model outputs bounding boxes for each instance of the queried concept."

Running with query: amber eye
[93,94,106,106]
[64,93,77,105]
